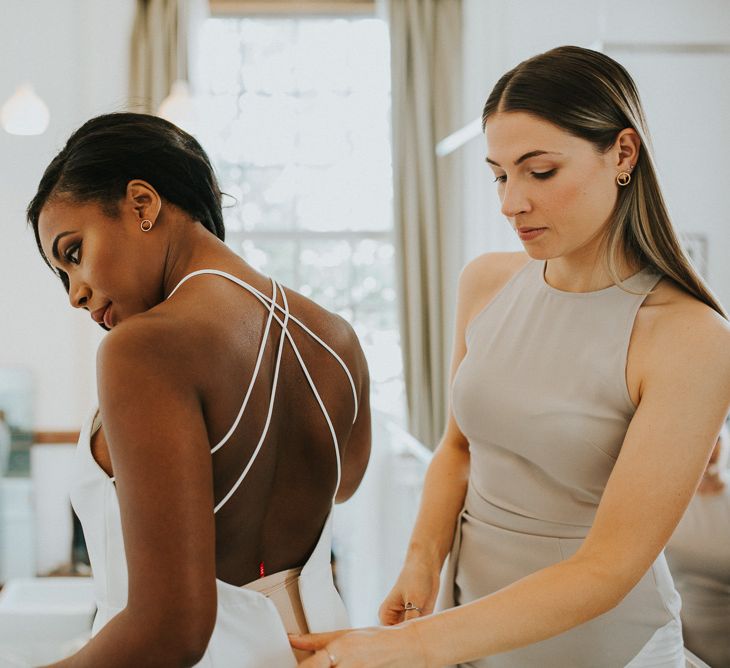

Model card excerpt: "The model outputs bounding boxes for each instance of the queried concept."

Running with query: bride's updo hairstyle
[27,112,225,269]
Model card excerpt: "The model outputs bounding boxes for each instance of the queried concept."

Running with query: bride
[29,112,371,667]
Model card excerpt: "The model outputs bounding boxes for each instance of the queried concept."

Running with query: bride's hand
[290,624,429,667]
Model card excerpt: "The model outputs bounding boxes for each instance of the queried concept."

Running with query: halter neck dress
[69,269,357,667]
[439,259,685,667]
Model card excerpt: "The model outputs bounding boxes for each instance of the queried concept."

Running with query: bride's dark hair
[28,112,225,268]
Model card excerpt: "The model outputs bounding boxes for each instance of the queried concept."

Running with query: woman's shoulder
[100,272,367,388]
[637,277,730,379]
[458,251,531,314]
[95,307,197,384]
[100,274,359,357]
[641,277,729,339]
[459,251,529,290]
[287,292,369,386]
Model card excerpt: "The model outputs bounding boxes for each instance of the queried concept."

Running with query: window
[196,13,404,419]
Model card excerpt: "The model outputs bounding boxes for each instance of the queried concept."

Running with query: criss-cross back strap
[166,269,356,510]
[168,269,358,424]
[212,277,290,513]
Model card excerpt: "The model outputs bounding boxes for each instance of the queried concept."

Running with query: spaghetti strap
[166,269,355,509]
[213,279,290,513]
[214,277,277,454]
[168,269,358,421]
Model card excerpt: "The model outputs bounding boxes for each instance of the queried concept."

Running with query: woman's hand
[290,624,429,667]
[378,558,441,625]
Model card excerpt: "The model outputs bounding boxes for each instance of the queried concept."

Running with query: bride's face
[37,197,164,331]
[484,111,628,261]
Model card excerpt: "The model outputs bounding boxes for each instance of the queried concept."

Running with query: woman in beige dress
[291,45,730,667]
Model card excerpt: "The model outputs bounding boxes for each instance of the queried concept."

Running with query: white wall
[0,0,135,429]
[460,0,730,310]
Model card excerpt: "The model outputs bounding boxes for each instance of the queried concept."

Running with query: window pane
[298,240,352,312]
[221,167,296,233]
[351,239,397,321]
[237,239,298,289]
[197,16,405,422]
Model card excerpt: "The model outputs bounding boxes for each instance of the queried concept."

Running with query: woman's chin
[521,244,553,260]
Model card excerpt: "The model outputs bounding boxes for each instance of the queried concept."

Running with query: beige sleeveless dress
[438,259,685,667]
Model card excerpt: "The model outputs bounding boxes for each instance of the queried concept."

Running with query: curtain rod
[210,0,375,15]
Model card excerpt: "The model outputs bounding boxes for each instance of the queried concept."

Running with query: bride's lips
[90,304,109,325]
[102,303,114,329]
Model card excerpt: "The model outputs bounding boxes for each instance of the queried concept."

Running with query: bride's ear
[125,180,162,226]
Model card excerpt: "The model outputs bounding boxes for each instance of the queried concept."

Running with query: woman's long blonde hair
[482,45,726,318]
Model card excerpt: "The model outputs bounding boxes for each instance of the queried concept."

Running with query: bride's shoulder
[95,308,198,383]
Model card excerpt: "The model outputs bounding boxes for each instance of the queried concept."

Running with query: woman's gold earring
[616,171,631,186]
[140,219,153,232]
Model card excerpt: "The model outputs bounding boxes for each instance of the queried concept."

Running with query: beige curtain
[129,0,187,113]
[387,0,463,448]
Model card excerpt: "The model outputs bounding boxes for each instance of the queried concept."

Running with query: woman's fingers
[295,626,423,668]
[379,588,434,625]
[403,598,430,621]
[296,648,334,667]
[378,592,407,625]
[379,564,439,625]
[289,630,349,651]
[379,603,404,626]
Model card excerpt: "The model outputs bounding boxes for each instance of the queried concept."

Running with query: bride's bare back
[91,258,370,586]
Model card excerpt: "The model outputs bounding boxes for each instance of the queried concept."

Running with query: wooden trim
[602,42,730,55]
[33,431,80,444]
[210,0,375,17]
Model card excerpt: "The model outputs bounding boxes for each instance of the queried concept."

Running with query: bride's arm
[45,319,217,668]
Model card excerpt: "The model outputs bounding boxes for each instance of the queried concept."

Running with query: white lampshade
[157,79,198,133]
[1,84,50,136]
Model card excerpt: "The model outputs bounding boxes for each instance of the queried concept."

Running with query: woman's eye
[493,175,507,183]
[532,169,556,180]
[65,243,81,264]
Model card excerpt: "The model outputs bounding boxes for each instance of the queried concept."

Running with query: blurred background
[0,0,728,665]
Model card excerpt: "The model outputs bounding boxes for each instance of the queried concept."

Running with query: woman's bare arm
[45,318,217,667]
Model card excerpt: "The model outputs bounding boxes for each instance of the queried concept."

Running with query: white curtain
[386,0,464,447]
[129,0,207,113]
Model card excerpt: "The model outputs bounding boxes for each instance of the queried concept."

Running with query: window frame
[210,0,375,18]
